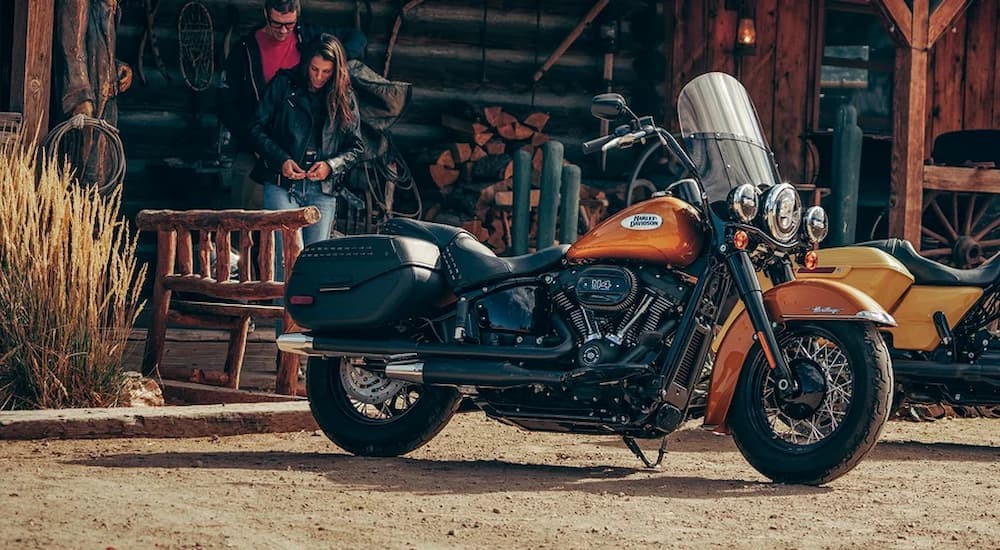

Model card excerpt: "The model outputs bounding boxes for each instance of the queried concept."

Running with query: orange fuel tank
[566,196,704,266]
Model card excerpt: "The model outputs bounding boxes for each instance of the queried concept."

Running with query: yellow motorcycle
[708,239,998,414]
[794,239,999,410]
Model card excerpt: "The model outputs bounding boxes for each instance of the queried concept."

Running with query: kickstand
[622,435,668,469]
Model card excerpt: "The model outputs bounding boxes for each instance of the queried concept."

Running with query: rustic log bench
[136,207,320,395]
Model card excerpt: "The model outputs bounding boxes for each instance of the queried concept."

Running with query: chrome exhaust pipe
[384,362,424,383]
[276,333,318,356]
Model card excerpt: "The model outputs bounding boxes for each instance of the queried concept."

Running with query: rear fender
[703,279,894,433]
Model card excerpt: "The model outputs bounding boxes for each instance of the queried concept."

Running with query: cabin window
[817,6,895,134]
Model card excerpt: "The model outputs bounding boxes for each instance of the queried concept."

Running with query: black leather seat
[382,218,568,290]
[859,239,1000,287]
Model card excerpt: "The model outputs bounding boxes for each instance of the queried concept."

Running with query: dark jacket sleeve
[249,74,294,171]
[325,94,365,174]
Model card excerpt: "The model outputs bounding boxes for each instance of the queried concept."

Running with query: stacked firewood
[424,106,552,255]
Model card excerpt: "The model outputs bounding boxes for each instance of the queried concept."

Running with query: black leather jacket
[219,24,366,152]
[248,69,364,187]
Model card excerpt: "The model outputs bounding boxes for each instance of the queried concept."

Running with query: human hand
[282,159,306,180]
[306,161,332,181]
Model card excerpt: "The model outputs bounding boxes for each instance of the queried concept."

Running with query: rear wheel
[307,357,462,456]
[728,322,892,485]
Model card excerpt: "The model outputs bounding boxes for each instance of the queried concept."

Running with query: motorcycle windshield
[677,72,780,208]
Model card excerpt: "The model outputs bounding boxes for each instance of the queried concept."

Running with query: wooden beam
[888,0,929,246]
[874,0,913,46]
[923,166,1000,194]
[9,0,55,136]
[928,0,972,46]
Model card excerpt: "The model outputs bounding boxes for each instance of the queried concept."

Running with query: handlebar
[582,134,616,155]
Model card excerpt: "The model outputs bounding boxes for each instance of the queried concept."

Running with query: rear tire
[307,357,462,457]
[728,322,892,485]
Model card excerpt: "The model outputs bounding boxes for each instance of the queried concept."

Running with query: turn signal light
[803,250,818,270]
[289,295,315,306]
[733,230,749,250]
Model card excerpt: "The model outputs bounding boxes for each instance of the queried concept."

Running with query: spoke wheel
[307,357,461,457]
[762,337,852,446]
[920,191,1000,268]
[729,322,892,485]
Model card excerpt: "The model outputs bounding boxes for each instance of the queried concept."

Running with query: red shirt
[255,28,301,84]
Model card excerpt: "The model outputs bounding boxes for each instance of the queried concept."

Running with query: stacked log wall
[112,0,663,216]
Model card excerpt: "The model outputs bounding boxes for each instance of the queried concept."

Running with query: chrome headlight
[762,183,801,242]
[803,206,829,243]
[729,183,759,223]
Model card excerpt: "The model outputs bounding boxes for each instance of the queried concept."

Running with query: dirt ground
[1,412,998,550]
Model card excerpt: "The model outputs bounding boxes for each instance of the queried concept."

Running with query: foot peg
[622,435,667,469]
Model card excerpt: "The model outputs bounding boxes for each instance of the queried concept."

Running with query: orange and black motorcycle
[277,73,895,485]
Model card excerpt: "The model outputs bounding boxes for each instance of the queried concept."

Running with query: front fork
[726,251,798,396]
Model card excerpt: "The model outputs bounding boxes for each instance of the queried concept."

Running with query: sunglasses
[267,16,297,31]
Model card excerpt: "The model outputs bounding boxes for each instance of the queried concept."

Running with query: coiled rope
[42,114,126,196]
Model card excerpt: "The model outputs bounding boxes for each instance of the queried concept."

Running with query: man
[219,0,366,210]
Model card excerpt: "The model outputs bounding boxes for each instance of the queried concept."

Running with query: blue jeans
[263,181,338,283]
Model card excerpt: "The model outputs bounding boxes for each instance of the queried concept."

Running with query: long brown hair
[302,34,354,132]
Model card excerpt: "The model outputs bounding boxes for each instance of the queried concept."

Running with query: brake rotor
[339,364,407,405]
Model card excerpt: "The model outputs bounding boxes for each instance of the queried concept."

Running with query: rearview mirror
[591,93,627,121]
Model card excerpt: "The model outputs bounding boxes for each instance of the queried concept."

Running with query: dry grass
[0,134,146,409]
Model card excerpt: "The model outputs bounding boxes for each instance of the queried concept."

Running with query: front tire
[307,357,462,457]
[728,322,892,485]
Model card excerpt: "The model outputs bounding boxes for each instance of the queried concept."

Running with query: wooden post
[876,0,975,248]
[276,228,305,395]
[9,0,55,136]
[142,230,177,377]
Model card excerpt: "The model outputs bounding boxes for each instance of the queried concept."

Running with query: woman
[250,34,364,246]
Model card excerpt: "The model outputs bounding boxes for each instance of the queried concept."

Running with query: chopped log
[451,143,473,164]
[512,122,535,140]
[472,122,489,135]
[470,146,487,162]
[483,106,504,128]
[496,111,517,127]
[523,112,550,132]
[504,160,514,180]
[435,149,456,168]
[495,189,541,208]
[430,164,460,188]
[473,130,493,146]
[496,123,517,141]
[531,132,550,148]
[485,138,507,156]
[532,148,543,173]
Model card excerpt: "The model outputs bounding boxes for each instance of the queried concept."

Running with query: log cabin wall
[924,0,1000,156]
[662,0,822,186]
[112,0,664,215]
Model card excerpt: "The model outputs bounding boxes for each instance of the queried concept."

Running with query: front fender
[703,279,895,433]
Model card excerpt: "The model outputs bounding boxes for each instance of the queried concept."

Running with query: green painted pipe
[829,104,863,246]
[536,141,563,250]
[511,149,532,255]
[559,164,581,244]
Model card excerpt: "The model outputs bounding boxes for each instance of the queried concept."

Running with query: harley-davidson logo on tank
[620,214,663,230]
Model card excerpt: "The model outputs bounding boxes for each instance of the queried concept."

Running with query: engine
[551,265,691,367]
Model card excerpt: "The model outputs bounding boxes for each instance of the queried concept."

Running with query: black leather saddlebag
[285,235,446,331]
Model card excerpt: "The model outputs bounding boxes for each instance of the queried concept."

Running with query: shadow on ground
[69,447,833,498]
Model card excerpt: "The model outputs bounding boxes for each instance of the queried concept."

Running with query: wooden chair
[136,207,320,395]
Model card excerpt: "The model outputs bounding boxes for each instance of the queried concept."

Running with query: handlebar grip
[582,134,614,155]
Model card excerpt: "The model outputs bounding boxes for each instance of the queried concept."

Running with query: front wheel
[307,357,462,457]
[728,322,892,485]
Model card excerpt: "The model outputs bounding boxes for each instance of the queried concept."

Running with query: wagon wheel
[920,191,1000,268]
